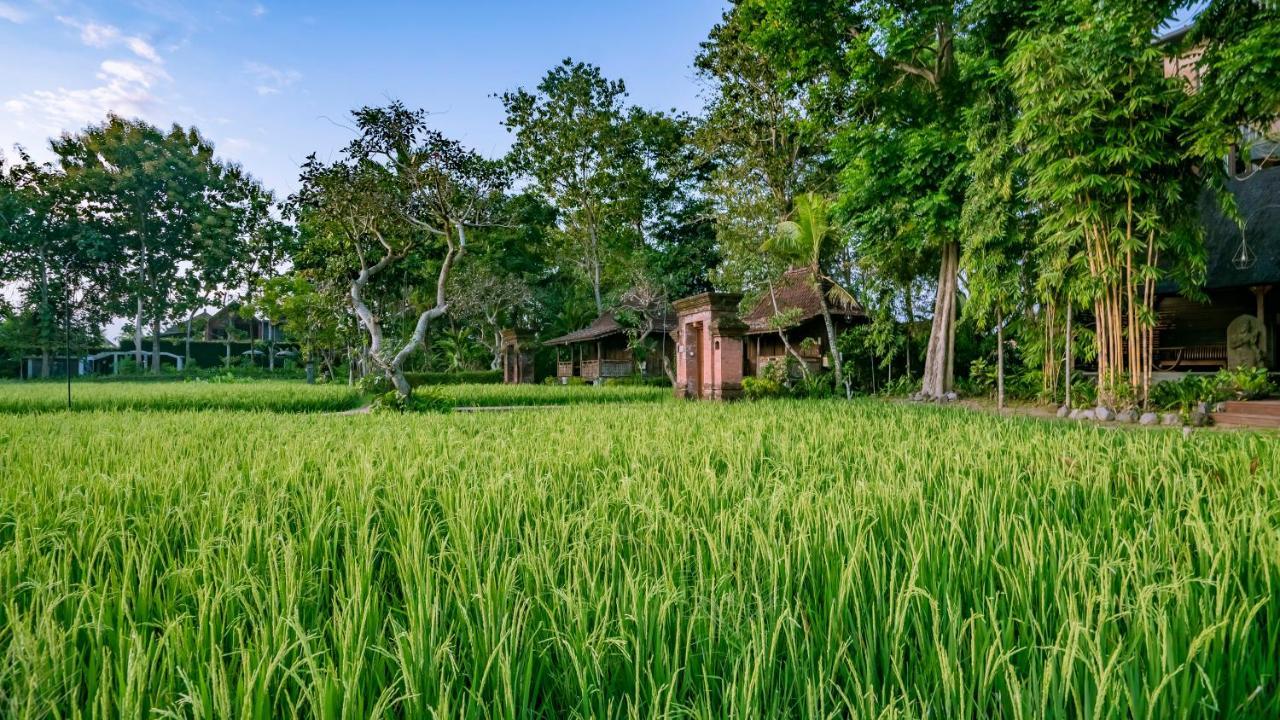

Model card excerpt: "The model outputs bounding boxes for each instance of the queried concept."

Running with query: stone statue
[1227,314,1265,369]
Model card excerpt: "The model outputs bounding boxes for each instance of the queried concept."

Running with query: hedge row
[404,370,503,386]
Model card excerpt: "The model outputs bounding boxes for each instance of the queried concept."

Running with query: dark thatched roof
[542,311,676,346]
[1198,166,1280,290]
[743,268,866,335]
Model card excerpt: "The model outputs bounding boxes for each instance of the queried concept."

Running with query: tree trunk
[904,281,915,379]
[921,241,959,398]
[184,312,194,369]
[134,295,144,367]
[1065,304,1073,408]
[767,282,811,381]
[996,310,1005,412]
[816,281,843,389]
[40,347,50,378]
[150,315,161,374]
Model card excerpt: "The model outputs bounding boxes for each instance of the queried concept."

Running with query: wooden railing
[581,359,634,380]
[556,361,575,378]
[1154,344,1228,370]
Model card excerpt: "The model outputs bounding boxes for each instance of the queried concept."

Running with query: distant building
[1151,25,1279,372]
[740,267,867,377]
[544,311,674,382]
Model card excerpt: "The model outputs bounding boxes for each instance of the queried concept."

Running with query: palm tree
[762,192,856,390]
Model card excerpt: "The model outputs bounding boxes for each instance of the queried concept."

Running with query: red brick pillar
[672,292,746,400]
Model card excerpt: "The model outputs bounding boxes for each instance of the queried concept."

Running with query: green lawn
[0,395,1277,717]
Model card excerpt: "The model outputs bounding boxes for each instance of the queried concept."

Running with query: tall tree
[291,102,508,398]
[501,60,641,315]
[52,116,250,373]
[722,0,977,398]
[0,150,108,376]
[694,5,831,291]
[1185,0,1280,179]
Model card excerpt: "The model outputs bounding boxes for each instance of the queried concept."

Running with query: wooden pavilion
[1153,166,1280,371]
[543,312,673,382]
[741,268,867,376]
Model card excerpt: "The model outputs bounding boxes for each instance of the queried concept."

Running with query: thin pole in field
[65,285,72,410]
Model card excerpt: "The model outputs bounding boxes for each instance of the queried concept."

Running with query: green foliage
[356,373,391,395]
[1150,368,1277,412]
[741,375,784,400]
[791,372,836,400]
[0,380,361,413]
[370,387,451,414]
[404,370,503,387]
[3,402,1279,716]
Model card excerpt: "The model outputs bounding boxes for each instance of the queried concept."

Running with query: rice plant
[433,383,669,408]
[0,380,363,413]
[0,399,1276,718]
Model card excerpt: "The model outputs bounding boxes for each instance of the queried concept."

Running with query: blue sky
[1,0,727,197]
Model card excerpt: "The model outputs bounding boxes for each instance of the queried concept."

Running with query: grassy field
[434,382,668,407]
[0,379,364,413]
[0,395,1277,717]
[0,380,666,413]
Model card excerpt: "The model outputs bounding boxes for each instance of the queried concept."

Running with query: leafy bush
[792,372,836,399]
[369,388,451,414]
[357,373,391,395]
[742,375,785,400]
[1216,366,1275,400]
[1150,367,1276,412]
[966,358,997,395]
[1068,375,1098,408]
[878,376,918,398]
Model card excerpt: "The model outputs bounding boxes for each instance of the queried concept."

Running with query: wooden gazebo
[543,312,671,382]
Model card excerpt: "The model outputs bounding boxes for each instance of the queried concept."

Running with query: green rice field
[0,386,1277,717]
[0,380,364,413]
[0,380,666,414]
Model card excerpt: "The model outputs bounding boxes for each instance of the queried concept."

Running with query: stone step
[1220,400,1280,418]
[1212,412,1280,429]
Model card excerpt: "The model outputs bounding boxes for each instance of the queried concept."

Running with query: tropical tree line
[2,0,1275,405]
[697,0,1276,408]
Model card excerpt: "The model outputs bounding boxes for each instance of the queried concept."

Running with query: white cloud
[57,17,164,64]
[3,59,170,131]
[251,4,267,18]
[243,61,300,96]
[0,2,27,23]
[99,59,169,87]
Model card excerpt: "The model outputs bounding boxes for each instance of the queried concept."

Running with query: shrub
[742,375,785,400]
[878,376,918,397]
[1216,366,1275,400]
[357,373,391,395]
[404,370,503,386]
[792,372,836,399]
[370,387,452,414]
[1150,367,1276,412]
